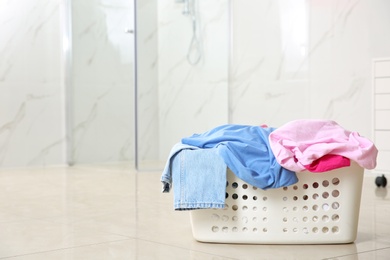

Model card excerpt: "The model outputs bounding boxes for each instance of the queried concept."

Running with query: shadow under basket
[190,162,364,244]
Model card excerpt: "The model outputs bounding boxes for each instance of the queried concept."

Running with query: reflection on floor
[0,164,389,259]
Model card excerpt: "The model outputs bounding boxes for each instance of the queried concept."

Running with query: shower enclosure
[67,0,136,166]
[136,0,230,170]
[3,0,389,169]
[67,0,230,170]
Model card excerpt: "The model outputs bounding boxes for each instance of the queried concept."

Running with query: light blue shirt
[161,124,298,210]
[181,124,298,189]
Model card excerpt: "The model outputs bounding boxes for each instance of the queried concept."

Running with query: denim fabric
[161,143,226,210]
[171,148,227,210]
[161,142,200,193]
[181,124,298,189]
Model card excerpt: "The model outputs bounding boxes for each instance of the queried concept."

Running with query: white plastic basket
[190,162,364,244]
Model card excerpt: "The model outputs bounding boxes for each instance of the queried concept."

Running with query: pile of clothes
[161,119,378,210]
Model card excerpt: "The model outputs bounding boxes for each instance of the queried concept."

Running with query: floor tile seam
[69,165,135,172]
[1,201,137,224]
[0,213,112,226]
[0,165,69,173]
[93,230,138,240]
[0,216,53,225]
[43,221,139,240]
[0,217,138,243]
[0,238,134,260]
[132,237,239,260]
[0,219,34,225]
[322,245,390,260]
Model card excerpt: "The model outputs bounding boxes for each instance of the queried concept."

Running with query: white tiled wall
[230,0,390,137]
[70,0,135,164]
[155,0,229,162]
[154,0,390,165]
[135,0,159,165]
[373,58,390,173]
[0,0,135,168]
[2,0,390,168]
[0,0,66,167]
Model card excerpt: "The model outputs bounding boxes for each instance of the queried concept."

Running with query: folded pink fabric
[269,119,378,172]
[303,154,350,173]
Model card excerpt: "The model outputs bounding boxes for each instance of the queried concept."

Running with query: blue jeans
[161,143,226,210]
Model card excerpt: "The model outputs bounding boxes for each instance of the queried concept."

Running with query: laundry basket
[190,162,364,244]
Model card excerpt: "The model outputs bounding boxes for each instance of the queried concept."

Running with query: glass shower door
[69,0,136,165]
[136,0,230,170]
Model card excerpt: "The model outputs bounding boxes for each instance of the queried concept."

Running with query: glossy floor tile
[0,164,389,259]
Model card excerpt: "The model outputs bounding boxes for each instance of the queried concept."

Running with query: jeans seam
[180,150,185,207]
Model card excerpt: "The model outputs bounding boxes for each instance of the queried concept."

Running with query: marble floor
[0,164,389,260]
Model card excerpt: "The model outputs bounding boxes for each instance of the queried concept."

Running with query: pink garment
[269,119,378,172]
[303,154,350,173]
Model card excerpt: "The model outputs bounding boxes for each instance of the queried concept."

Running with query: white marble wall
[2,0,390,168]
[0,0,66,167]
[230,0,390,139]
[135,0,159,167]
[139,0,390,167]
[156,0,229,163]
[70,0,135,164]
[0,0,136,168]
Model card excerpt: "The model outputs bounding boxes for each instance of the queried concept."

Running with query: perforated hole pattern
[210,175,342,235]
